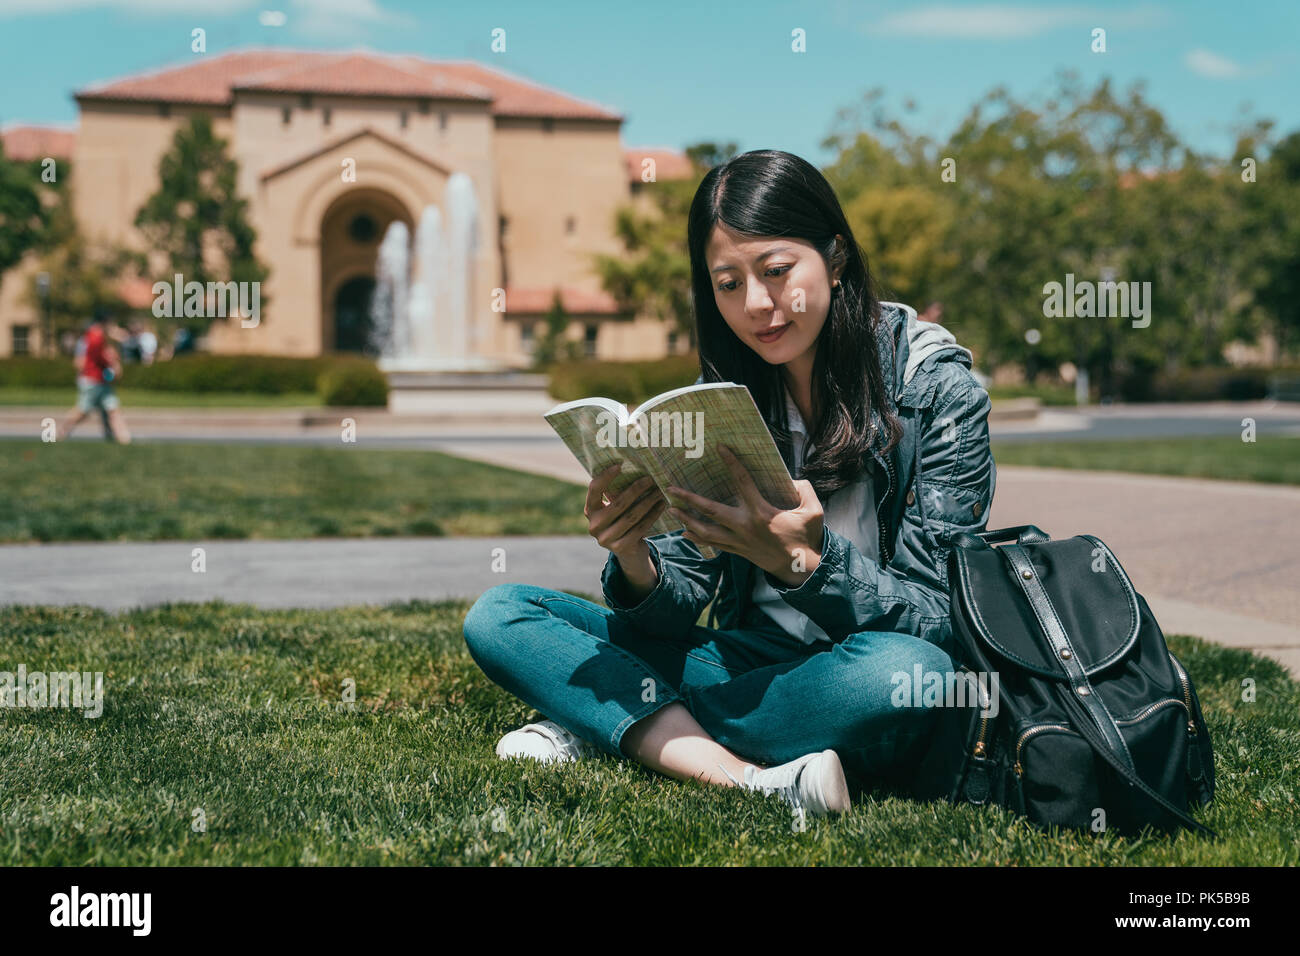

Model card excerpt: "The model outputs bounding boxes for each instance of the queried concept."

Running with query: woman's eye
[718,266,790,292]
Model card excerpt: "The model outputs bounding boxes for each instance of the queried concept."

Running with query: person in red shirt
[58,312,132,443]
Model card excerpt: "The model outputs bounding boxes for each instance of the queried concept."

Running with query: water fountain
[368,172,545,416]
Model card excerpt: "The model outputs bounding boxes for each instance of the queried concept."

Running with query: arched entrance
[320,188,413,353]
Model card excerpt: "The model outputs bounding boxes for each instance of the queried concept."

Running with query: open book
[544,381,799,559]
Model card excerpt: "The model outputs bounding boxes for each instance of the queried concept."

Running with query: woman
[463,149,996,818]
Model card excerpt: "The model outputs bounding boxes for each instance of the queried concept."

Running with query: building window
[300,94,313,109]
[322,107,332,127]
[158,103,170,118]
[564,216,576,235]
[399,110,409,130]
[12,325,31,356]
[439,111,448,131]
[418,99,431,115]
[281,106,292,127]
[520,322,536,356]
[667,330,679,354]
[542,118,554,133]
[583,323,598,358]
[348,213,377,244]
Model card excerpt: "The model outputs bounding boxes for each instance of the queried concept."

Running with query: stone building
[0,48,695,364]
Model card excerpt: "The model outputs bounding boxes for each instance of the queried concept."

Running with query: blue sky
[1,0,1296,161]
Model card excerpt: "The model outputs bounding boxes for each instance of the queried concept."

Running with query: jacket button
[972,501,983,518]
[905,488,916,506]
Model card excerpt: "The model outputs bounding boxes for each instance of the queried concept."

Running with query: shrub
[1115,365,1300,403]
[0,353,390,402]
[546,354,701,405]
[0,357,75,388]
[316,359,389,407]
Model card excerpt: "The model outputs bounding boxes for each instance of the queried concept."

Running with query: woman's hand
[585,464,667,601]
[665,444,825,587]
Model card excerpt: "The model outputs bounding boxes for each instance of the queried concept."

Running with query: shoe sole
[810,749,851,814]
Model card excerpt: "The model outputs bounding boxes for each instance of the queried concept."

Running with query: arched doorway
[320,189,413,353]
[334,276,378,353]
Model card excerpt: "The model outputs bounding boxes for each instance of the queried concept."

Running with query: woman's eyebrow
[710,247,795,274]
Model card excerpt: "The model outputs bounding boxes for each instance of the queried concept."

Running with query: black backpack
[911,524,1217,838]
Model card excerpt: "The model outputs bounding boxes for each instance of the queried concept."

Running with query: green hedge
[546,354,701,405]
[316,359,389,406]
[1115,365,1300,403]
[0,353,388,405]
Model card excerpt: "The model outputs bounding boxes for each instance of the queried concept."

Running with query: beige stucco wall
[1,87,683,363]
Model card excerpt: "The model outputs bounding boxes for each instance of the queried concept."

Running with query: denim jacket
[599,301,997,650]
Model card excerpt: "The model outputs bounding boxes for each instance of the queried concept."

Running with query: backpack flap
[952,535,1140,680]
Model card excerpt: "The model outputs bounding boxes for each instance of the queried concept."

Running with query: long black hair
[687,149,903,501]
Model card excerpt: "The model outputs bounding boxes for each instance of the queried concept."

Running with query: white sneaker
[495,719,595,764]
[737,750,851,817]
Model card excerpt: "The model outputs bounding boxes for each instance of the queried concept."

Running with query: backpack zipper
[962,665,993,758]
[1013,698,1189,778]
[1115,697,1188,726]
[1168,653,1197,736]
[1012,723,1073,777]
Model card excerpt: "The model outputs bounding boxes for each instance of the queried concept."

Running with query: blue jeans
[462,582,956,782]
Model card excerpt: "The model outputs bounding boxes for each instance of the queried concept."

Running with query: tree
[590,143,730,352]
[25,194,142,346]
[1246,130,1300,358]
[134,114,269,331]
[821,73,1279,395]
[0,139,49,284]
[530,290,582,368]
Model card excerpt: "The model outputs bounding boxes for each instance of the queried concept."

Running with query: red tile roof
[1,125,76,161]
[75,48,623,120]
[623,147,696,184]
[505,287,625,315]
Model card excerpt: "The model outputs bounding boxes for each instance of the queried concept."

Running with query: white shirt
[749,386,877,644]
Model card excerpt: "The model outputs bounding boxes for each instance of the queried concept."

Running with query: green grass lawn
[0,600,1294,865]
[992,436,1300,485]
[0,386,324,407]
[0,440,588,543]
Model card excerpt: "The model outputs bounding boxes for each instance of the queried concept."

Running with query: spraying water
[369,176,493,370]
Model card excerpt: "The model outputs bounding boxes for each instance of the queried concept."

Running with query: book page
[628,383,798,558]
[543,399,680,541]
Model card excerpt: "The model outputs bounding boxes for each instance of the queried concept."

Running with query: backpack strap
[1058,682,1219,838]
[1002,543,1136,771]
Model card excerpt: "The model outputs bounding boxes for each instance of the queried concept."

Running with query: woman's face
[705,224,842,368]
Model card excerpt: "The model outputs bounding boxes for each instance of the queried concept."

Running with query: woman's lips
[756,323,790,343]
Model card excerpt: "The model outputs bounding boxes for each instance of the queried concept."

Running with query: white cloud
[0,0,258,14]
[0,0,400,28]
[1184,48,1242,79]
[287,0,408,39]
[874,3,1168,39]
